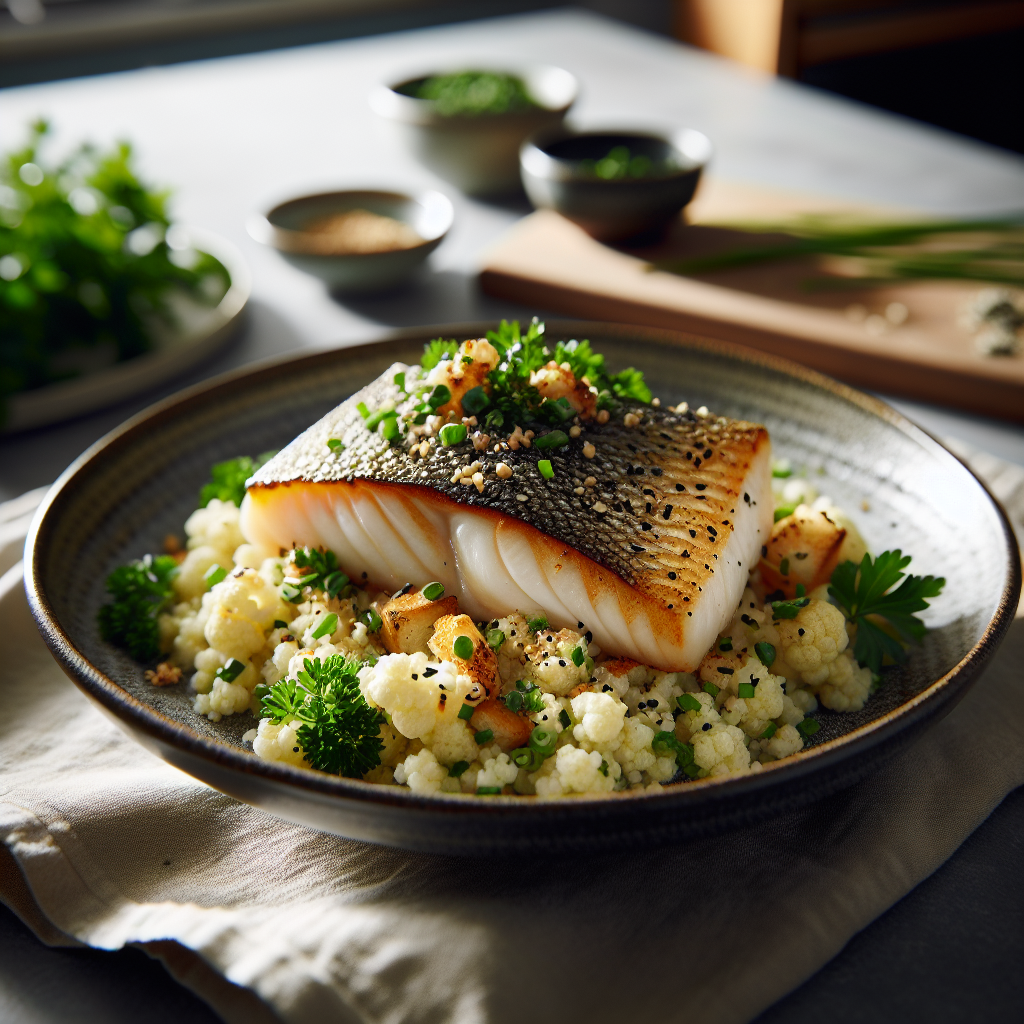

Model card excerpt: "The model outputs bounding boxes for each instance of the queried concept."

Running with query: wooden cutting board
[478,178,1023,422]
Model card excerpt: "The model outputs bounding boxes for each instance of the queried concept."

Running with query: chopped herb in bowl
[396,71,539,116]
[576,145,679,181]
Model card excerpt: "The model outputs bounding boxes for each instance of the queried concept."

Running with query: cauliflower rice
[153,468,879,798]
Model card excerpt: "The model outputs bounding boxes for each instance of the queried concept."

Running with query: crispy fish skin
[243,363,772,670]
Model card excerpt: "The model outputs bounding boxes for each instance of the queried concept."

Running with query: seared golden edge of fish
[243,362,773,671]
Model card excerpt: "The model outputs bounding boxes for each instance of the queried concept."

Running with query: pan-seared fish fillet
[242,364,772,671]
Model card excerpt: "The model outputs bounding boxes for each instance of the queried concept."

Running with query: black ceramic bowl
[25,322,1020,855]
[520,129,712,241]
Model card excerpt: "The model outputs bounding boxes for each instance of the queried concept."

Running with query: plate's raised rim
[3,227,250,435]
[24,320,1022,820]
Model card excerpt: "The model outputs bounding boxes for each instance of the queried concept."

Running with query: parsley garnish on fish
[259,655,383,778]
[286,546,350,600]
[199,452,277,508]
[828,550,946,674]
[98,554,178,661]
[414,318,651,434]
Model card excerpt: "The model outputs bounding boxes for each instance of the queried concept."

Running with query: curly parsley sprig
[258,655,383,778]
[828,550,945,674]
[198,451,277,508]
[98,554,178,661]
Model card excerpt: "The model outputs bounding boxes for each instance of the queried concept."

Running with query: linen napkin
[1,447,1022,1024]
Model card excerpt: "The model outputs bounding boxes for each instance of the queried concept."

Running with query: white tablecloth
[1,447,1021,1024]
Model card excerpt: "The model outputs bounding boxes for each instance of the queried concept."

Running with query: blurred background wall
[2,0,1021,153]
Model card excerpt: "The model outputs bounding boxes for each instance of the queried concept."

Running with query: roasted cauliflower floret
[774,599,849,680]
[814,649,873,711]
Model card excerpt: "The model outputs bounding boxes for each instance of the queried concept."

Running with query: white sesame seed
[697,405,709,416]
[472,472,485,493]
[593,501,608,513]
[623,412,640,427]
[651,397,661,407]
[574,486,585,495]
[582,442,596,459]
[584,476,596,487]
[516,493,528,502]
[460,476,475,486]
[496,462,513,479]
[596,409,610,424]
[569,425,582,438]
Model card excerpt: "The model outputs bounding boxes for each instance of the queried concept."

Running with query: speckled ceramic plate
[25,322,1021,854]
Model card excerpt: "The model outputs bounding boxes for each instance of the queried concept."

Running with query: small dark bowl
[520,128,712,242]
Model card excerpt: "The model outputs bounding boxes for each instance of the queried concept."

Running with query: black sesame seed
[675,483,685,491]
[651,467,663,476]
[631,544,645,552]
[798,628,806,636]
[585,630,593,642]
[682,550,690,558]
[689,529,697,538]
[717,667,734,675]
[704,449,712,459]
[641,523,652,531]
[663,506,672,520]
[695,483,707,491]
[558,659,566,667]
[668,571,677,580]
[638,701,647,709]
[693,458,702,468]
[702,722,711,731]
[648,699,659,707]
[685,452,692,460]
[602,684,612,692]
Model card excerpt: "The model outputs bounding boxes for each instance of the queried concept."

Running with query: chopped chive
[738,683,755,698]
[458,703,475,721]
[428,384,451,409]
[448,760,470,778]
[537,459,554,479]
[357,401,370,419]
[477,786,502,795]
[761,722,777,739]
[381,416,400,442]
[204,564,227,589]
[422,581,445,601]
[718,637,733,652]
[795,583,806,597]
[323,570,350,598]
[253,683,270,701]
[570,645,585,666]
[474,728,494,744]
[413,412,428,425]
[772,597,810,619]
[683,763,701,779]
[528,727,557,757]
[515,679,536,692]
[504,690,524,712]
[510,747,544,771]
[461,385,489,415]
[359,608,383,632]
[311,613,338,640]
[702,681,720,698]
[393,371,406,391]
[677,693,703,712]
[754,641,776,667]
[486,627,505,650]
[534,429,569,450]
[439,423,468,446]
[273,619,288,629]
[780,557,790,576]
[598,759,609,776]
[797,718,820,737]
[326,438,345,452]
[281,583,303,603]
[527,615,549,633]
[772,465,792,478]
[774,504,797,522]
[453,635,475,660]
[558,709,571,729]
[216,657,246,682]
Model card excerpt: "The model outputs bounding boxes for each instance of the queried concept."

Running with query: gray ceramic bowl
[370,66,577,195]
[521,128,712,241]
[26,322,1020,856]
[247,189,453,293]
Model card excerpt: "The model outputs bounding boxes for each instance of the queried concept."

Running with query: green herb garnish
[477,786,502,795]
[204,564,227,589]
[486,627,505,650]
[718,637,733,652]
[311,613,338,640]
[510,747,545,771]
[448,760,470,778]
[0,120,231,424]
[828,550,945,674]
[538,459,554,479]
[457,703,475,721]
[534,429,569,450]
[651,730,700,778]
[97,553,178,661]
[527,616,549,633]
[260,655,383,777]
[475,728,494,745]
[737,683,756,698]
[290,547,349,599]
[761,722,777,739]
[216,658,245,683]
[558,709,572,729]
[771,596,810,620]
[359,608,383,632]
[453,635,475,660]
[797,718,820,738]
[422,581,445,601]
[399,71,539,117]
[702,681,720,698]
[199,451,276,508]
[677,693,703,713]
[421,337,459,369]
[754,641,776,667]
[528,727,557,758]
[577,145,677,181]
[439,422,467,446]
[327,438,345,452]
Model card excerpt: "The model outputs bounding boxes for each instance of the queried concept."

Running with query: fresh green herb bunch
[97,553,178,661]
[399,71,539,117]
[577,146,675,181]
[419,318,650,434]
[829,550,945,675]
[282,546,351,602]
[259,655,383,777]
[655,213,1024,289]
[199,452,276,508]
[0,120,230,422]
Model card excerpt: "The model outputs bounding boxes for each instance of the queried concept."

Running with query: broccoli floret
[97,554,178,661]
[259,655,383,778]
[198,451,276,508]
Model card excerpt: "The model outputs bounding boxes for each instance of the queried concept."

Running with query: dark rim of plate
[24,321,1022,818]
